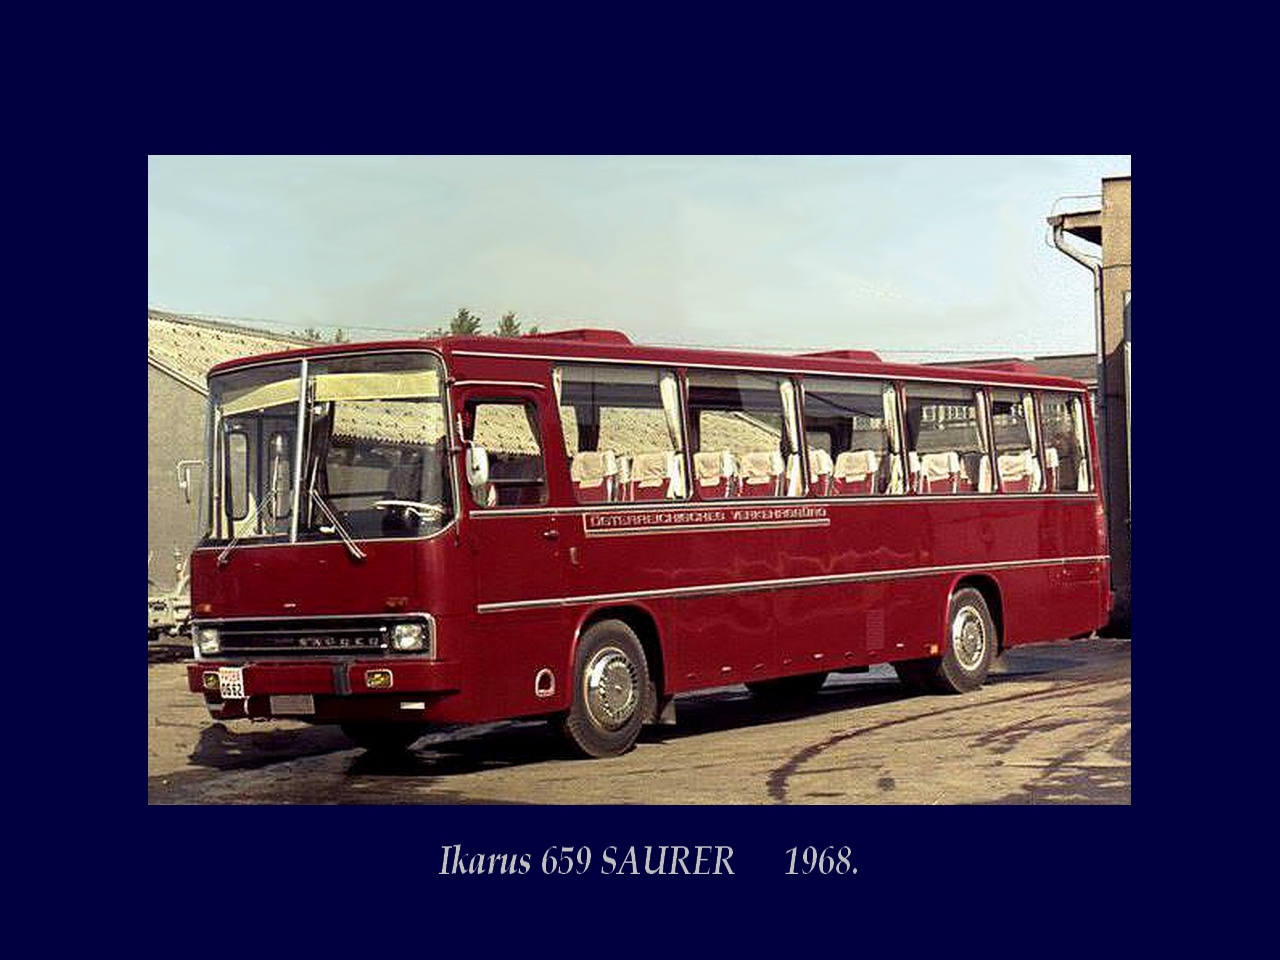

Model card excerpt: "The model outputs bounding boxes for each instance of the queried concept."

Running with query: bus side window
[1040,392,1091,492]
[903,385,990,495]
[801,378,899,496]
[687,371,803,500]
[467,401,548,508]
[555,364,688,503]
[991,389,1042,493]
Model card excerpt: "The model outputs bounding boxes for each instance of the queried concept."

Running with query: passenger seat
[808,448,834,496]
[630,451,681,500]
[738,450,785,497]
[917,451,960,494]
[571,450,619,503]
[832,449,880,495]
[998,449,1042,493]
[694,450,737,498]
[1043,446,1060,492]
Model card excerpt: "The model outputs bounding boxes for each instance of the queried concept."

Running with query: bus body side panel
[546,494,1109,696]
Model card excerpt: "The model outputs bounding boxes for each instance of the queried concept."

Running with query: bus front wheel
[899,588,996,694]
[560,620,654,759]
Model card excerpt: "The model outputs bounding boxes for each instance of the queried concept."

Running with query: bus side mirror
[465,445,490,487]
[176,460,204,505]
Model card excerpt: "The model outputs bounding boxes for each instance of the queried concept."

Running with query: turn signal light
[366,669,394,689]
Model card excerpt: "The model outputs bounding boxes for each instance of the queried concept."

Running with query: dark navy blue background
[15,11,1170,952]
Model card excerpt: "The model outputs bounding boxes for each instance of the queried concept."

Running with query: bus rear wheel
[899,588,996,694]
[340,722,425,754]
[745,672,829,702]
[560,620,654,759]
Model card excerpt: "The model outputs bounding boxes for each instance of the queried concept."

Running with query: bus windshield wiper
[217,497,268,567]
[217,479,280,567]
[309,488,367,562]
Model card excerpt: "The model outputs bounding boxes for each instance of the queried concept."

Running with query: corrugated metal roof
[928,353,1096,386]
[148,310,308,392]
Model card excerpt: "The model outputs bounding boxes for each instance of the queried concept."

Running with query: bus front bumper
[187,659,463,722]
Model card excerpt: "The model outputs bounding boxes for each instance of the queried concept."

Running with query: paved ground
[148,637,1130,804]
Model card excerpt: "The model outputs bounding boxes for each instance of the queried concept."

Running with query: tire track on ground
[765,676,1124,802]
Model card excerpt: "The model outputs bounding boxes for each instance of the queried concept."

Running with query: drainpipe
[1048,215,1105,479]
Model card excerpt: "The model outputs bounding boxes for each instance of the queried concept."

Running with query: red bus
[186,329,1110,757]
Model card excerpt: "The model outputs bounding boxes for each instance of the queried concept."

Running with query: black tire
[898,587,996,694]
[892,659,931,692]
[340,722,425,754]
[745,672,829,702]
[560,620,654,759]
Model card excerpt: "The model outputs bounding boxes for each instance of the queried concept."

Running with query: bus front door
[458,388,575,717]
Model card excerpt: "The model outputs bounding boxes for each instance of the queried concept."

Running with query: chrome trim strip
[190,612,437,661]
[583,518,831,538]
[475,555,1109,613]
[468,492,1098,519]
[192,611,434,625]
[451,350,1088,392]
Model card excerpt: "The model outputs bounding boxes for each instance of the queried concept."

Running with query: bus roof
[208,330,1090,392]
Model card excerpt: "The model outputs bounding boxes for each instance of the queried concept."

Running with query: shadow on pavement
[346,722,568,777]
[190,722,354,771]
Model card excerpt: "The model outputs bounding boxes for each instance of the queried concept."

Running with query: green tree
[449,307,483,335]
[424,307,485,338]
[494,311,522,337]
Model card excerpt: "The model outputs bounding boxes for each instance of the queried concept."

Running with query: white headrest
[920,451,959,480]
[694,450,736,482]
[631,451,673,484]
[571,450,618,483]
[808,448,834,476]
[998,450,1035,481]
[740,450,784,480]
[834,449,880,480]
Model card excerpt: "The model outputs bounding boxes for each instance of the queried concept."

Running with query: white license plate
[218,667,245,700]
[269,694,315,716]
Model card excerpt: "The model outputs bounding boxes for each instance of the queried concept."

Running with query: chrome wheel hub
[951,605,987,671]
[584,646,639,730]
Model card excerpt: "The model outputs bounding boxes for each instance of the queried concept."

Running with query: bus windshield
[204,352,453,546]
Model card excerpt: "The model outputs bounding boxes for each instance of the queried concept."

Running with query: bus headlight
[391,622,427,652]
[196,627,220,656]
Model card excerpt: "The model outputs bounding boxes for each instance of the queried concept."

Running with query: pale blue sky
[148,155,1130,360]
